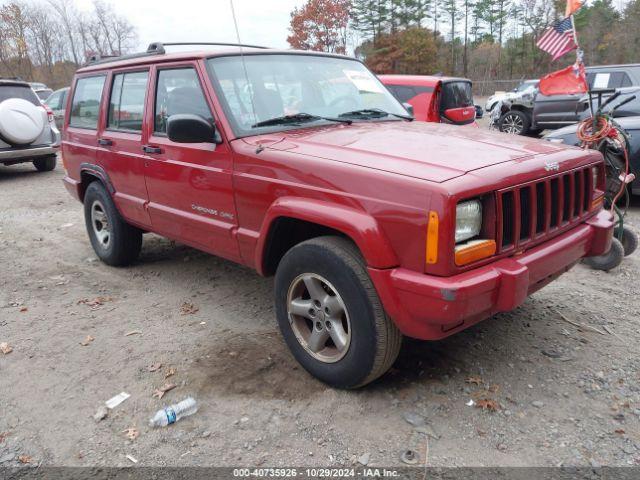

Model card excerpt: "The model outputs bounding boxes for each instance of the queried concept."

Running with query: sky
[75,0,306,52]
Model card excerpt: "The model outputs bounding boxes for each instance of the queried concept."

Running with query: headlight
[455,199,482,243]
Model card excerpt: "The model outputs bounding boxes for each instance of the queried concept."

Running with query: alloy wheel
[501,114,524,134]
[286,273,351,363]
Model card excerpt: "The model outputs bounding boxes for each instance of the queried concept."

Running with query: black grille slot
[501,191,515,247]
[519,187,531,240]
[535,182,546,234]
[550,178,559,228]
[562,174,571,222]
[573,171,582,217]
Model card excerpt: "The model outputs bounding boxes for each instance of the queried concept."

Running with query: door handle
[97,138,113,146]
[143,145,162,154]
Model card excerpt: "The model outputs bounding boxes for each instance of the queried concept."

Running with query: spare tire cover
[0,98,46,145]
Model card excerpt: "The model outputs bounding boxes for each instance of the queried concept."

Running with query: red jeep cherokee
[61,43,613,388]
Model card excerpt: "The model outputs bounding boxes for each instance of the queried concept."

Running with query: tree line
[289,0,640,90]
[0,0,136,89]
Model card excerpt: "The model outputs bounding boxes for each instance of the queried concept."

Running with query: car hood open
[241,121,569,183]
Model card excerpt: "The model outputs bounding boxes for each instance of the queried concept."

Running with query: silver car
[0,78,61,171]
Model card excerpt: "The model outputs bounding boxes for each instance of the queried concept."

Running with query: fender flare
[254,197,399,275]
[79,162,115,197]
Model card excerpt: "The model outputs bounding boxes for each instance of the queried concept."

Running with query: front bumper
[369,210,614,340]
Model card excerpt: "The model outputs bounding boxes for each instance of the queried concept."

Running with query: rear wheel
[33,155,56,172]
[83,181,142,266]
[499,110,530,135]
[621,225,638,257]
[274,236,401,389]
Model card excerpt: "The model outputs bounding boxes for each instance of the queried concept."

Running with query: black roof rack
[85,41,268,66]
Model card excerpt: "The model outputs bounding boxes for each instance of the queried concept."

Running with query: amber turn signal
[455,239,496,266]
[591,194,604,211]
[425,211,439,265]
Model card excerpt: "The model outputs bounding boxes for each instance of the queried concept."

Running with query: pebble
[93,406,108,422]
[358,452,370,465]
[403,412,426,428]
[532,401,544,408]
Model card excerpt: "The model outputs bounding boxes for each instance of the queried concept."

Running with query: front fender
[255,197,399,275]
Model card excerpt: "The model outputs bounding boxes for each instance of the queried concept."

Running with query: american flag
[536,17,577,61]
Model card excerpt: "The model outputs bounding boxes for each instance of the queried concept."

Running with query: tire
[583,237,625,271]
[620,225,638,257]
[274,236,402,389]
[83,181,142,266]
[499,110,531,135]
[33,155,57,172]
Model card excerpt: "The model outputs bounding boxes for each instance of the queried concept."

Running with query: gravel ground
[1,155,639,468]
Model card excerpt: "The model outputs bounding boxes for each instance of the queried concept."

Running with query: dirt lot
[1,155,640,468]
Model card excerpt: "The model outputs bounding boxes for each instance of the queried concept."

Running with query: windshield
[207,54,407,135]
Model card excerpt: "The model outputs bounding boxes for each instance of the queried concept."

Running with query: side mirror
[167,114,218,143]
[402,102,414,117]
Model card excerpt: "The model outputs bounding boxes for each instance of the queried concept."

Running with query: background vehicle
[0,78,60,171]
[62,42,612,389]
[29,82,54,101]
[496,64,640,136]
[485,79,539,112]
[380,75,477,125]
[44,87,69,130]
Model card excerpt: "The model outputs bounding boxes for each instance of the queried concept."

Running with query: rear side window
[108,71,149,132]
[388,85,417,103]
[69,76,106,129]
[440,81,473,110]
[0,85,40,105]
[154,68,213,134]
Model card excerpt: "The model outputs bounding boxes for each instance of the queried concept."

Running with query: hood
[241,121,567,183]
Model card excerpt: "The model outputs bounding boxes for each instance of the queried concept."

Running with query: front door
[96,69,152,229]
[142,63,240,262]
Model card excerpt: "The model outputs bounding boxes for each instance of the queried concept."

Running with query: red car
[61,43,613,388]
[380,74,478,125]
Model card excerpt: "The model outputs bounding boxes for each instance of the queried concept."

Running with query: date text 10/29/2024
[233,468,403,478]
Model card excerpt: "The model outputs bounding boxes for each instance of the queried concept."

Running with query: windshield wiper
[338,108,414,121]
[252,113,352,128]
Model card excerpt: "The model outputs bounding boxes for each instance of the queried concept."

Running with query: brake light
[42,104,54,123]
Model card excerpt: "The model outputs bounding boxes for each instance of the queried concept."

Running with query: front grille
[497,167,593,252]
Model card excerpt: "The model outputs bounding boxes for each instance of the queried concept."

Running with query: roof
[76,46,356,74]
[586,63,640,70]
[378,74,472,87]
[0,78,30,87]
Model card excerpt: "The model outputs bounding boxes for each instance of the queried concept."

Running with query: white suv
[0,78,61,171]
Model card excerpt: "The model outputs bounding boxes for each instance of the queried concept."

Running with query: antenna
[229,0,258,124]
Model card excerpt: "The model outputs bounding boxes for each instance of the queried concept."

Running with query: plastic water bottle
[149,397,198,427]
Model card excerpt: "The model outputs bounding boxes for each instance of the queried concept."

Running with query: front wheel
[274,236,401,389]
[499,110,531,135]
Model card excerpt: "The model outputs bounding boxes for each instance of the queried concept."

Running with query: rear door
[96,68,152,229]
[142,62,240,261]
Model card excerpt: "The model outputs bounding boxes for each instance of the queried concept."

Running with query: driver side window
[154,68,214,134]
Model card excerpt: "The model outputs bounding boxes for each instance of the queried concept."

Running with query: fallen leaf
[180,302,199,315]
[18,455,32,464]
[488,384,500,393]
[147,363,162,372]
[0,432,10,443]
[0,342,13,355]
[164,367,177,379]
[78,296,112,308]
[465,376,483,385]
[125,330,142,337]
[615,429,625,434]
[19,307,28,312]
[122,427,139,440]
[79,335,95,346]
[152,383,177,399]
[475,399,500,411]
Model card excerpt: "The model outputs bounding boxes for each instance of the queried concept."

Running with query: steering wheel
[328,95,359,111]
